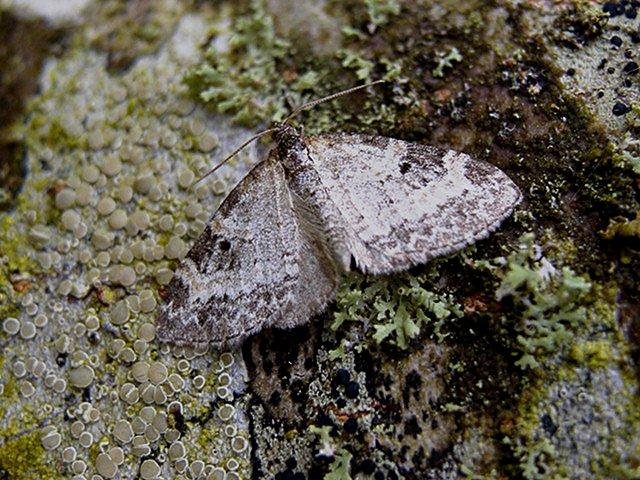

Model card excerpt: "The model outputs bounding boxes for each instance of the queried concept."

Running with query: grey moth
[157,86,521,348]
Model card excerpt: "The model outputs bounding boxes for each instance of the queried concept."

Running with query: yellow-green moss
[600,376,640,478]
[602,212,640,239]
[0,214,39,277]
[569,341,615,369]
[0,430,61,480]
[1,375,18,401]
[197,423,222,449]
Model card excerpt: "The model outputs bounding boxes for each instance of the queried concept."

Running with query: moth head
[273,122,302,149]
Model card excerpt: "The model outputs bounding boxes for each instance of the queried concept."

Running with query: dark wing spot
[198,296,220,327]
[219,239,231,251]
[187,225,218,273]
[165,277,190,309]
[399,162,411,174]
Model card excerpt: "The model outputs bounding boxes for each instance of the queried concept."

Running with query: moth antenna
[195,80,385,186]
[194,127,279,185]
[283,79,385,124]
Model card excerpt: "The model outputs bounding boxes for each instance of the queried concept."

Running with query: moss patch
[0,429,60,480]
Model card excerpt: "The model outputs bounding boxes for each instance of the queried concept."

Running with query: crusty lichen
[0,5,256,479]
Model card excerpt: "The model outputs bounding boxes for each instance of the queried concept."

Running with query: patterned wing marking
[157,152,339,348]
[305,133,522,275]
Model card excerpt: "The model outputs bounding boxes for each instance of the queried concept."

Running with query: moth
[157,82,522,348]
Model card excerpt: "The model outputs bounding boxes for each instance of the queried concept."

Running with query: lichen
[308,425,354,480]
[2,0,640,478]
[325,449,353,480]
[494,232,638,478]
[184,0,405,132]
[0,8,254,479]
[493,234,593,370]
[432,47,463,78]
[184,0,304,126]
[363,0,400,27]
[332,267,463,350]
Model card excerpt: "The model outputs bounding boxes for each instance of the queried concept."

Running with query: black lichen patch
[243,317,321,425]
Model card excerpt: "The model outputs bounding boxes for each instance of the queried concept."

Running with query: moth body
[275,124,355,273]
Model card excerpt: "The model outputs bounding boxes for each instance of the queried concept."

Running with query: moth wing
[156,153,339,348]
[306,133,522,275]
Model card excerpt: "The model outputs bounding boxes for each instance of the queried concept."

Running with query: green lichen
[184,0,307,126]
[432,47,463,78]
[337,49,401,83]
[1,1,638,478]
[185,0,405,132]
[505,372,568,480]
[308,425,353,480]
[0,429,60,480]
[494,233,592,370]
[332,267,463,350]
[513,436,559,480]
[495,229,636,478]
[338,49,375,81]
[364,0,401,27]
[325,449,353,480]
